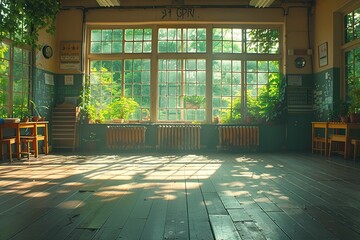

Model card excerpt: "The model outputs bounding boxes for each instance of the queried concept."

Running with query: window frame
[0,38,32,118]
[342,6,360,101]
[85,24,283,123]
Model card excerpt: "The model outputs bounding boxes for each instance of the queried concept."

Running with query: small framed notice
[60,41,81,70]
[44,73,54,85]
[64,75,74,85]
[318,42,328,67]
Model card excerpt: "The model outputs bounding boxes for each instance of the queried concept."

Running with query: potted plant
[80,104,97,124]
[141,109,150,121]
[348,86,360,123]
[79,76,101,124]
[184,95,205,109]
[106,97,139,122]
[30,100,49,121]
[241,73,286,124]
[338,100,349,123]
[82,131,99,151]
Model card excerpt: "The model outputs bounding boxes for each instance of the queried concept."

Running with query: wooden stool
[351,139,360,161]
[0,137,16,162]
[20,137,35,159]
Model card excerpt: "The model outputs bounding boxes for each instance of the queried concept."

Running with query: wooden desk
[311,122,328,155]
[0,121,48,159]
[328,122,360,159]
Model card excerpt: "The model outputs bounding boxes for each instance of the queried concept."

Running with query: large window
[87,25,281,123]
[0,42,10,117]
[88,27,152,121]
[344,7,360,106]
[212,28,281,123]
[0,41,31,118]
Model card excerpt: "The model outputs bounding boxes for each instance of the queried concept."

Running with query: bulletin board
[60,41,81,70]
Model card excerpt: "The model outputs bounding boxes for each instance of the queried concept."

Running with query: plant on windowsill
[223,73,286,124]
[184,95,205,109]
[348,85,360,123]
[78,76,106,124]
[82,131,99,151]
[338,100,349,123]
[106,96,139,123]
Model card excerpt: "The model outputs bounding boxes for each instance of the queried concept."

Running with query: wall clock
[42,45,53,59]
[295,57,306,68]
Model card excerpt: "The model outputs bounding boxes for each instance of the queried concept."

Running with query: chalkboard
[313,69,340,121]
[33,68,55,118]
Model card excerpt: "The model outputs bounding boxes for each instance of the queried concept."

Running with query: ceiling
[60,0,314,9]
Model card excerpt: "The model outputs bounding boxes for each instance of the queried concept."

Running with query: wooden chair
[312,136,327,156]
[351,139,360,161]
[329,134,347,158]
[20,134,46,159]
[0,137,16,162]
[20,136,36,159]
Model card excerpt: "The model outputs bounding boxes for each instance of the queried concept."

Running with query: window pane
[246,29,279,54]
[345,8,360,43]
[124,28,152,53]
[158,59,206,122]
[212,60,242,123]
[212,28,243,53]
[90,29,123,54]
[158,27,206,53]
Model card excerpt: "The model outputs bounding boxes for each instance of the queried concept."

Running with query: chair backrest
[0,137,16,144]
[330,134,346,142]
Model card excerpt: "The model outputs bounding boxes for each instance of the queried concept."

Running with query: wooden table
[0,121,48,159]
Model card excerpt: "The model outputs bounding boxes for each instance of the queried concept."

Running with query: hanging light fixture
[96,0,120,7]
[249,0,275,8]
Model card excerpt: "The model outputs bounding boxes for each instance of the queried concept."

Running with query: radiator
[106,126,147,150]
[157,125,201,150]
[217,126,259,151]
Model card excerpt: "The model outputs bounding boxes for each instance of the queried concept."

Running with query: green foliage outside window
[344,8,360,43]
[105,96,139,120]
[222,73,286,123]
[0,0,60,48]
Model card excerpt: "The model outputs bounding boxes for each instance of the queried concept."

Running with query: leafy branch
[0,0,60,48]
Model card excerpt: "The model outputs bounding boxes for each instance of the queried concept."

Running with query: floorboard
[1,152,360,240]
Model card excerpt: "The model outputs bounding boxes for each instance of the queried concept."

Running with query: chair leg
[20,140,31,160]
[0,144,3,160]
[354,143,357,162]
[7,143,12,162]
[329,140,332,158]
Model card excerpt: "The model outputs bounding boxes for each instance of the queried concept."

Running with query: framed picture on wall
[318,42,328,67]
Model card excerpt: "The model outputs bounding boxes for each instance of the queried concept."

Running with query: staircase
[51,104,79,152]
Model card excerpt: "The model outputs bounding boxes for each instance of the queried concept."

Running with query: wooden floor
[1,152,360,240]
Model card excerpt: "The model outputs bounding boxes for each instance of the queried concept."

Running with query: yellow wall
[35,28,57,72]
[55,9,84,74]
[40,1,359,75]
[285,7,312,74]
[53,6,300,75]
[313,0,360,72]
